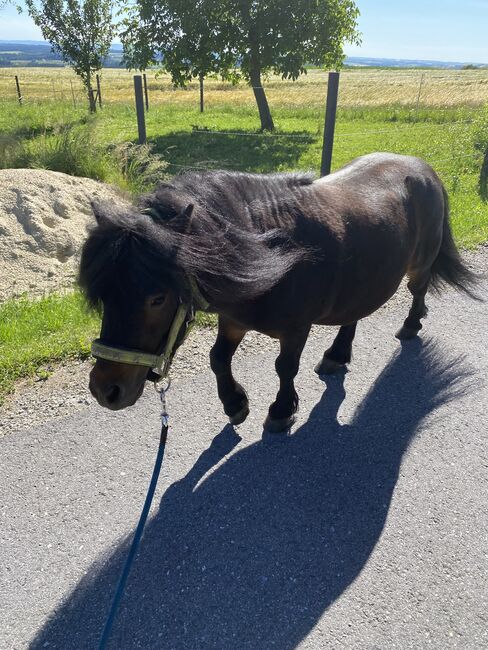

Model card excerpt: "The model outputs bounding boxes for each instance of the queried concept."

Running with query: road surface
[1,256,487,649]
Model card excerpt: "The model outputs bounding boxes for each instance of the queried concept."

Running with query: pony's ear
[182,203,194,219]
[90,200,110,225]
[179,203,195,233]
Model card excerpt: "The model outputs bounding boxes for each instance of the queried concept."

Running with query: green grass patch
[1,100,487,246]
[0,292,99,404]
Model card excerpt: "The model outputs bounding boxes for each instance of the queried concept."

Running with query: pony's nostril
[106,385,121,404]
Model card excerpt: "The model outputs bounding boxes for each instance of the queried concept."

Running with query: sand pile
[0,169,130,302]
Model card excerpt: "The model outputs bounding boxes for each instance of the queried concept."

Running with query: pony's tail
[430,187,481,300]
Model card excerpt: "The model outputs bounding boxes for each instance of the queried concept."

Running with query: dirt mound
[0,169,130,302]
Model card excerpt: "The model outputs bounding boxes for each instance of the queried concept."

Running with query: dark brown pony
[79,153,477,432]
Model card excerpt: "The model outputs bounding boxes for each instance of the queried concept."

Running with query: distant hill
[344,56,487,69]
[0,41,123,68]
[0,40,486,70]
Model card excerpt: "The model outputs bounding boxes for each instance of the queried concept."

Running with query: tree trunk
[87,74,96,113]
[199,72,204,113]
[246,12,274,131]
[250,66,274,131]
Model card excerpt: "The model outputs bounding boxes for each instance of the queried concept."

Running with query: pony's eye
[150,294,166,307]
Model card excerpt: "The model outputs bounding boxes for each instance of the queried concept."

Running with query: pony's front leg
[264,327,310,433]
[210,317,249,425]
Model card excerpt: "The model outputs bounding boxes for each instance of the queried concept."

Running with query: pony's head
[79,200,192,410]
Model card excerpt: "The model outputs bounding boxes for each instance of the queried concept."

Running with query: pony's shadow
[31,339,471,649]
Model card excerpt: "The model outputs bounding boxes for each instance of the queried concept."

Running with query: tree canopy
[124,0,360,129]
[122,0,239,85]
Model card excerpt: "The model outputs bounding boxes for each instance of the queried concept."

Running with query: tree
[25,0,115,111]
[229,0,360,130]
[129,0,360,129]
[123,0,238,112]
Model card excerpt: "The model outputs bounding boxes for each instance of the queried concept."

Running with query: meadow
[0,66,487,402]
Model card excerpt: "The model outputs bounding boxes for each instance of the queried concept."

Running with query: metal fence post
[143,73,149,111]
[96,74,102,108]
[320,71,340,177]
[14,75,23,105]
[199,73,204,113]
[134,75,147,144]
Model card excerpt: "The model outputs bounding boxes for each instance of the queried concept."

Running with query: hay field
[2,66,488,108]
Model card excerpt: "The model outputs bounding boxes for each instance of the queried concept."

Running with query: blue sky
[1,0,487,63]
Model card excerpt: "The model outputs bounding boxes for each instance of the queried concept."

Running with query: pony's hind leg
[314,322,357,375]
[396,276,429,340]
[264,327,310,433]
[210,317,249,425]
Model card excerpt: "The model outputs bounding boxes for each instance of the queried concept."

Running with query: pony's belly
[314,279,404,326]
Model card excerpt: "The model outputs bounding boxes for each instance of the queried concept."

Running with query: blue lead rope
[98,422,168,649]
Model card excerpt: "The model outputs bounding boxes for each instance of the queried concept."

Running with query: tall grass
[3,67,488,108]
[0,114,168,194]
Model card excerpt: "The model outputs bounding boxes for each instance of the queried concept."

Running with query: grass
[1,66,487,401]
[0,292,99,403]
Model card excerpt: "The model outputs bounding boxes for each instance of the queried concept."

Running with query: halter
[90,279,210,380]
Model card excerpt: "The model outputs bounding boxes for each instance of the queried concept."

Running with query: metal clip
[154,377,171,428]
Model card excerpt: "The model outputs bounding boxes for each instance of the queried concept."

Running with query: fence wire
[3,69,486,185]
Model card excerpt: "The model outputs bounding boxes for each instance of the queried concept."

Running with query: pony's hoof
[263,414,296,433]
[395,325,419,340]
[314,358,344,375]
[229,403,250,426]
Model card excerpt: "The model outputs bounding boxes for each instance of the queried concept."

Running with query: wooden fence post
[89,88,97,112]
[96,74,102,108]
[14,75,23,105]
[143,72,149,111]
[320,71,340,177]
[199,73,204,113]
[134,75,147,144]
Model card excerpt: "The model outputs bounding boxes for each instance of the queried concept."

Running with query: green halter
[91,279,210,379]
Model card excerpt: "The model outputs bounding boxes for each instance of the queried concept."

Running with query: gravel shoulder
[1,247,486,438]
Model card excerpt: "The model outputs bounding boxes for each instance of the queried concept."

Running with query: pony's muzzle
[89,360,145,410]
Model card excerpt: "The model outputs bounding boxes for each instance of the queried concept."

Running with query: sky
[0,0,487,64]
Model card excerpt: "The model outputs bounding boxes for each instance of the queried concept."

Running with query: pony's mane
[140,169,316,226]
[79,170,314,309]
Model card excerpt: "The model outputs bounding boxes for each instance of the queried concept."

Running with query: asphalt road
[1,262,487,649]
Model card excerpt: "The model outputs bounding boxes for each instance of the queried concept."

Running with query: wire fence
[2,67,487,185]
[4,67,488,107]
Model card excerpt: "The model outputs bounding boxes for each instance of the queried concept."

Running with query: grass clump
[26,125,113,180]
[109,142,169,194]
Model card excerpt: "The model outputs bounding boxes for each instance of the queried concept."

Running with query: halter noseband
[90,280,210,379]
